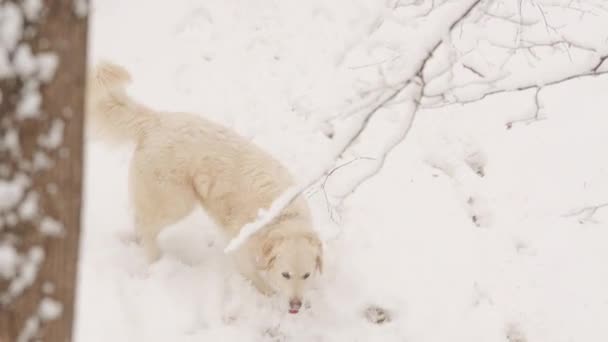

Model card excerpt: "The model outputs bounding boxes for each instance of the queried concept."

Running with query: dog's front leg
[248,273,274,296]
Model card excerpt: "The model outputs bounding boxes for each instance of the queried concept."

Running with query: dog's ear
[256,235,282,270]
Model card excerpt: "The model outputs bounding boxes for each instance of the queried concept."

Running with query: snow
[18,190,38,220]
[78,0,608,341]
[224,185,299,253]
[0,173,29,211]
[17,297,63,342]
[0,178,24,211]
[39,297,63,321]
[0,2,23,51]
[73,0,88,18]
[21,0,43,22]
[2,246,44,304]
[2,127,20,155]
[13,43,36,77]
[32,150,52,171]
[37,118,64,149]
[17,316,39,342]
[36,52,59,83]
[0,244,19,279]
[16,80,42,118]
[39,216,64,236]
[9,44,58,82]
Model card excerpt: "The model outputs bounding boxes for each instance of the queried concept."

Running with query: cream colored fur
[86,62,323,312]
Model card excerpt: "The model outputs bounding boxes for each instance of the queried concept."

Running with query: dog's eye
[302,273,310,279]
[281,272,291,279]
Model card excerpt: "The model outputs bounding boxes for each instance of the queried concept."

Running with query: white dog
[86,62,323,314]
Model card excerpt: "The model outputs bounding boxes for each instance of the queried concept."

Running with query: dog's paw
[364,305,391,325]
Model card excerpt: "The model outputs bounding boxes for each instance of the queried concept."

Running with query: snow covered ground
[76,0,608,341]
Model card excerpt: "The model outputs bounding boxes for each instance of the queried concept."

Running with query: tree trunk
[0,1,88,341]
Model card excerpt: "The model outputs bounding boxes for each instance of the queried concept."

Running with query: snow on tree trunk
[0,1,88,341]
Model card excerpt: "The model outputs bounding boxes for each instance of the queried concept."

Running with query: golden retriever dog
[86,61,323,314]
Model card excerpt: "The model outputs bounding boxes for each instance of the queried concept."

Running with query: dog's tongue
[288,308,299,314]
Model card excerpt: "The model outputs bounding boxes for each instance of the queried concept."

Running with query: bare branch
[316,157,376,222]
[463,63,485,78]
[348,55,401,70]
[593,55,608,72]
[432,68,608,107]
[533,1,562,35]
[486,39,597,54]
[563,202,608,224]
[506,87,546,129]
[480,8,539,26]
[224,0,484,252]
[333,88,421,204]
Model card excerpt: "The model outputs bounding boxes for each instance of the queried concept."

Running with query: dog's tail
[86,61,158,144]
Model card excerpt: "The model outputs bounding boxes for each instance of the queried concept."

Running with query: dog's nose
[288,298,302,313]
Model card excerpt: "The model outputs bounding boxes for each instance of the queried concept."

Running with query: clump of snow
[10,43,58,82]
[0,173,30,211]
[36,52,59,82]
[32,150,52,171]
[16,80,42,118]
[39,297,63,321]
[21,0,43,22]
[0,244,19,279]
[18,190,38,220]
[17,316,39,342]
[38,118,64,149]
[0,180,23,210]
[73,0,88,18]
[2,127,20,155]
[224,185,299,253]
[2,246,44,304]
[16,297,63,342]
[13,43,37,77]
[0,2,23,51]
[39,216,64,236]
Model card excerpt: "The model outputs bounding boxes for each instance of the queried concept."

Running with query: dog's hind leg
[135,218,164,263]
[129,154,197,263]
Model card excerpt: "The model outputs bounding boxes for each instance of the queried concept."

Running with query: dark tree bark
[0,1,88,341]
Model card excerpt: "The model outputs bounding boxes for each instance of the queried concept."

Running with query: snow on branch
[425,63,608,108]
[563,202,608,224]
[224,0,483,253]
[224,186,301,253]
[418,0,608,109]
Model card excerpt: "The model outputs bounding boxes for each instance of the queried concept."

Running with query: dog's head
[256,230,323,314]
